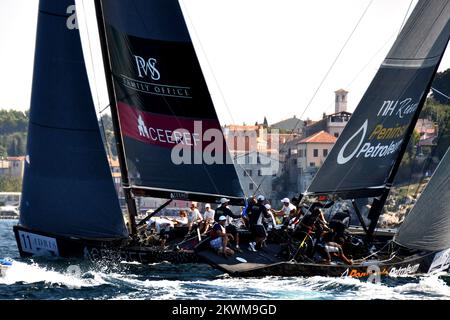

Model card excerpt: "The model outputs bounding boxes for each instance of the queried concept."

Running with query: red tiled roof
[6,156,26,161]
[225,125,260,131]
[299,131,337,144]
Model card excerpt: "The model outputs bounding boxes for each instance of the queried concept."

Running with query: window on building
[249,183,254,190]
[243,170,248,176]
[293,159,297,165]
[258,170,262,176]
[245,136,250,151]
[310,162,315,167]
[248,170,253,176]
[313,149,318,157]
[323,149,328,157]
[334,132,339,138]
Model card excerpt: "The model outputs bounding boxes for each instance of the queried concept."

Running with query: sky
[0,0,449,126]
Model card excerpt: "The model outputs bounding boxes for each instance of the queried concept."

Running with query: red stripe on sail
[117,102,223,150]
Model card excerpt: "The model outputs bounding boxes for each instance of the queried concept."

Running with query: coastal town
[1,88,444,227]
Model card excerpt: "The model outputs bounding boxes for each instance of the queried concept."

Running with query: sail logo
[337,120,368,164]
[337,119,403,165]
[428,248,450,274]
[138,115,150,138]
[136,114,201,146]
[377,98,419,119]
[134,56,160,80]
[66,5,78,30]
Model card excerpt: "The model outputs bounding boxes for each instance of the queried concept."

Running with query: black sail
[307,0,450,199]
[19,0,127,239]
[395,148,450,251]
[96,0,244,203]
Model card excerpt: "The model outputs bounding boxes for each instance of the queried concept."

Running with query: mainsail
[19,0,127,239]
[307,0,450,199]
[94,0,244,204]
[395,148,450,251]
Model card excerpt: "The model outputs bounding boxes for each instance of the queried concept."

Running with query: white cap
[218,215,227,221]
[191,201,198,207]
[265,204,271,210]
[205,203,211,208]
[257,195,265,201]
[281,198,290,203]
[220,198,230,204]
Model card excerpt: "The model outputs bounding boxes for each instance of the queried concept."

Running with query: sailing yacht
[14,0,244,263]
[197,0,450,277]
[13,0,450,279]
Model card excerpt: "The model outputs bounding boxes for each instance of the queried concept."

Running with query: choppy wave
[1,220,449,300]
[1,259,449,300]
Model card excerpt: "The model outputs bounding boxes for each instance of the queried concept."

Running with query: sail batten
[97,0,244,202]
[307,0,450,199]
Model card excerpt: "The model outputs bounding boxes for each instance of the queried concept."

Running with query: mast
[366,47,447,237]
[94,0,137,236]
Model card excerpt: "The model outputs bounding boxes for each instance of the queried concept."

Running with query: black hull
[13,225,198,264]
[13,225,450,278]
[195,238,449,278]
[199,250,437,278]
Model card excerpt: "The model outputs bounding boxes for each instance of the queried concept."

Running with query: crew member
[214,198,242,252]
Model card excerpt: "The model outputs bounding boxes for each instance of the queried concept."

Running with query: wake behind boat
[0,259,12,277]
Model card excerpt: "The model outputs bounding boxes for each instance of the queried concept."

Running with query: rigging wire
[431,87,450,101]
[179,0,278,198]
[397,0,415,35]
[277,0,378,200]
[289,0,374,135]
[289,0,414,134]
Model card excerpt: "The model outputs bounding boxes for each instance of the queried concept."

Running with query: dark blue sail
[19,0,127,239]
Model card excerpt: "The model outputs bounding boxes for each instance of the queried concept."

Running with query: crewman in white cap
[202,203,215,234]
[209,215,235,257]
[273,197,297,225]
[187,201,203,233]
[214,197,242,252]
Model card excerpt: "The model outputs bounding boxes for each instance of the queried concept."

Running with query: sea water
[1,220,449,300]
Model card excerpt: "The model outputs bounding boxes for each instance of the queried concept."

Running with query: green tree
[99,114,117,157]
[0,176,22,192]
[0,109,29,156]
[432,68,450,104]
[421,98,450,160]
